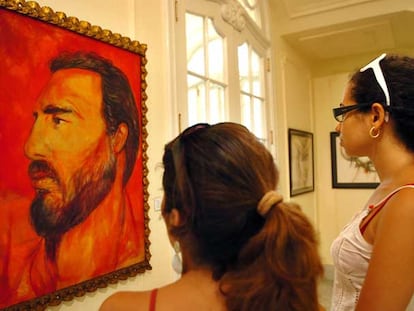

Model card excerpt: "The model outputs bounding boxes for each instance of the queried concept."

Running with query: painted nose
[24,117,48,160]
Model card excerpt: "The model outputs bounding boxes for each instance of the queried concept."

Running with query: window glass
[186,14,205,76]
[251,49,262,97]
[209,82,225,124]
[238,43,249,93]
[179,0,270,146]
[186,13,226,124]
[187,74,206,125]
[238,0,262,27]
[207,19,224,82]
[238,42,265,140]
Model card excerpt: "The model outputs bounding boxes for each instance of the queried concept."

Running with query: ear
[111,123,128,153]
[167,208,181,227]
[370,103,387,126]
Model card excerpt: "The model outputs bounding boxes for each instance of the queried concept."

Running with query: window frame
[172,0,273,147]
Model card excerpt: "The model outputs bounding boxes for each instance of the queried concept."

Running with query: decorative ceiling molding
[283,0,376,19]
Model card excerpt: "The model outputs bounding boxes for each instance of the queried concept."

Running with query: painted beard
[28,150,116,260]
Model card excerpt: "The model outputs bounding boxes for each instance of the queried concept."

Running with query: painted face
[335,82,371,157]
[24,68,116,238]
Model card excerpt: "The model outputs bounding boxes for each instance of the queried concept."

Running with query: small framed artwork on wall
[330,132,379,188]
[288,129,314,196]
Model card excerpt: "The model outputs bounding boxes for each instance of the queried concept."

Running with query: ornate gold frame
[0,0,151,310]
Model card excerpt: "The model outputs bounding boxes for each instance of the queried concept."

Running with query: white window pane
[207,19,224,82]
[251,50,262,97]
[238,43,249,92]
[186,13,205,76]
[209,83,225,123]
[241,94,251,130]
[253,97,264,139]
[187,74,206,124]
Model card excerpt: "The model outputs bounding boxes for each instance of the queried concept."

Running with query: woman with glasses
[100,122,324,311]
[331,54,414,310]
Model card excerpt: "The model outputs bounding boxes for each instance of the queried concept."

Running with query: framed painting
[330,132,379,188]
[288,129,314,196]
[0,1,151,310]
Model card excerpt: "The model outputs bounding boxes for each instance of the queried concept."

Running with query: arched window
[173,0,272,145]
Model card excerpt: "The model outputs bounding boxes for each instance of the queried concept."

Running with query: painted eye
[52,116,63,125]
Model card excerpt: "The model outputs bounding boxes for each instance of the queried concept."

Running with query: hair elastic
[257,191,283,217]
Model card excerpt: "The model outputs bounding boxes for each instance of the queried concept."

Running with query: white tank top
[330,185,414,311]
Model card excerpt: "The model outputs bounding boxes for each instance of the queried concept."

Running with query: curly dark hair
[350,54,414,152]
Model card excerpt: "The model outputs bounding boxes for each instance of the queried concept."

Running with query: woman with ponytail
[100,122,324,311]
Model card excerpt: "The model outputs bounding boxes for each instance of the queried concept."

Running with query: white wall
[31,0,178,310]
[269,2,317,227]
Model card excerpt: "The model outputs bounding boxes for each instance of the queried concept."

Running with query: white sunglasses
[360,53,390,106]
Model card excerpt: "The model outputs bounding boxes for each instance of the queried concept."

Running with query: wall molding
[283,0,376,19]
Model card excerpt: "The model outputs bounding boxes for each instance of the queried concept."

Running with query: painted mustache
[28,160,60,185]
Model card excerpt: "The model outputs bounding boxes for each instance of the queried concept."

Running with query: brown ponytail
[220,201,323,311]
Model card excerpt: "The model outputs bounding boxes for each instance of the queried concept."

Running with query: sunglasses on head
[360,53,390,106]
[170,122,211,170]
[332,53,390,122]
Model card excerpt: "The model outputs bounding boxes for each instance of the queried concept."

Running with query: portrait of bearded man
[0,51,147,307]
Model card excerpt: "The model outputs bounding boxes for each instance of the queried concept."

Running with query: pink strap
[149,288,158,311]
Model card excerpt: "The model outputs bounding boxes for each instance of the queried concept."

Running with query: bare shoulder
[376,186,414,237]
[383,186,414,218]
[99,290,152,311]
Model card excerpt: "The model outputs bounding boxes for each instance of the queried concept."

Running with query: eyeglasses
[179,123,211,138]
[333,103,373,122]
[360,53,390,106]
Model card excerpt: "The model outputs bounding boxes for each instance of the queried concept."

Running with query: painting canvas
[330,132,379,188]
[0,1,151,310]
[288,129,314,196]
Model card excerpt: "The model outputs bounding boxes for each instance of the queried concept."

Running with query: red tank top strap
[360,184,414,234]
[360,203,384,234]
[149,288,158,311]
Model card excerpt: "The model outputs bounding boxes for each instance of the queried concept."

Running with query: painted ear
[112,123,128,153]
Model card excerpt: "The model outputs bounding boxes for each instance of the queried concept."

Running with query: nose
[24,116,48,160]
[335,122,341,133]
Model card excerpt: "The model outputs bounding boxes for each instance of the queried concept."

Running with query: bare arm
[356,189,414,310]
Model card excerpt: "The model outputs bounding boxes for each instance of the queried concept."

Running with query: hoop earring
[171,241,182,274]
[369,126,380,138]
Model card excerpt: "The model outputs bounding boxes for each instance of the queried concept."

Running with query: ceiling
[283,11,414,61]
[277,0,414,61]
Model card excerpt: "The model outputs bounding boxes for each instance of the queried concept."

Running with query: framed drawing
[288,129,314,196]
[0,1,151,310]
[330,132,379,188]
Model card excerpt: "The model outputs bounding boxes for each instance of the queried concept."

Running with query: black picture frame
[288,129,314,196]
[330,132,379,189]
